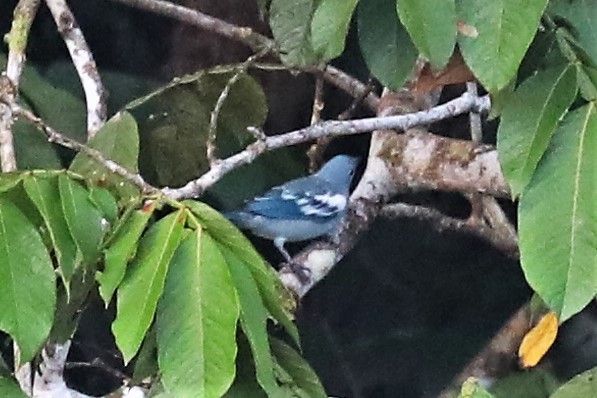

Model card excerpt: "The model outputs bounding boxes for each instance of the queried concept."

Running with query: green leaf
[127,68,268,188]
[310,0,359,60]
[58,174,104,266]
[220,246,280,397]
[69,111,140,202]
[270,337,327,398]
[497,63,578,197]
[457,0,549,92]
[549,0,597,64]
[0,173,24,193]
[519,103,597,322]
[97,202,155,305]
[358,0,417,90]
[0,375,28,397]
[112,210,186,363]
[269,0,319,66]
[396,0,456,69]
[183,201,299,345]
[23,175,79,284]
[0,199,56,365]
[550,366,597,398]
[457,377,494,398]
[157,231,239,398]
[88,186,119,224]
[577,64,597,101]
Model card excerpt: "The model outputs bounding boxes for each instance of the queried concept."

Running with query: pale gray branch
[45,0,106,137]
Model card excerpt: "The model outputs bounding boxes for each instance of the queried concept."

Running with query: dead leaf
[518,311,558,368]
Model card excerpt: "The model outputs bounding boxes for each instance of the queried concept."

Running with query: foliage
[0,0,596,397]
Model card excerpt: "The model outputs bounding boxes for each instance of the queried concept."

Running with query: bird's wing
[245,177,348,220]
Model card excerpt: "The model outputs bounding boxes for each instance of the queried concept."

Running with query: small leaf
[457,0,549,92]
[59,174,104,266]
[550,367,597,398]
[577,64,597,101]
[358,0,417,90]
[69,111,140,202]
[0,199,56,365]
[24,175,79,284]
[310,0,359,60]
[269,0,318,66]
[97,202,155,305]
[157,231,239,398]
[112,210,186,363]
[518,312,559,368]
[458,377,495,398]
[88,186,119,224]
[183,201,299,344]
[497,63,578,197]
[519,104,597,322]
[220,246,280,397]
[270,337,327,398]
[548,0,597,63]
[396,0,456,69]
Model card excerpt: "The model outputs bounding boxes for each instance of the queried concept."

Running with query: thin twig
[163,93,491,199]
[338,78,376,120]
[0,0,41,172]
[108,0,380,111]
[45,0,107,138]
[207,49,268,166]
[13,105,158,194]
[307,74,327,172]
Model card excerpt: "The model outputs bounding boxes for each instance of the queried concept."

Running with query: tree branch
[0,0,41,172]
[163,92,492,199]
[45,0,107,137]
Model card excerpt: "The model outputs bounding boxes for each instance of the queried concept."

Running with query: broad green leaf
[221,246,280,397]
[310,0,359,60]
[24,176,79,284]
[0,199,56,364]
[457,377,494,398]
[457,0,549,92]
[58,174,104,266]
[358,0,417,90]
[157,231,239,398]
[396,0,456,69]
[497,64,578,197]
[69,111,140,202]
[183,201,299,345]
[550,367,597,398]
[127,68,268,189]
[0,376,28,397]
[270,337,327,398]
[97,202,155,305]
[269,0,319,66]
[549,0,597,64]
[519,104,597,322]
[112,210,185,363]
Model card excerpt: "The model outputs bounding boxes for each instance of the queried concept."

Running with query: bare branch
[163,92,492,199]
[45,0,107,138]
[0,0,41,172]
[381,203,519,256]
[207,50,268,166]
[13,105,158,194]
[107,0,274,52]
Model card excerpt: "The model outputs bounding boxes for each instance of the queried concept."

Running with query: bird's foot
[285,261,312,283]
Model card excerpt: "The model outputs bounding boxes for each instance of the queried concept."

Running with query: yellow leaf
[518,311,558,368]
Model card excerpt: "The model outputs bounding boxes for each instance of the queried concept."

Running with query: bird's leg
[274,237,310,282]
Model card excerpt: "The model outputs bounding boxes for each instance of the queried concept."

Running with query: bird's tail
[222,211,250,228]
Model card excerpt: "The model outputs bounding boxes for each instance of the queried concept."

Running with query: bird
[225,155,359,267]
